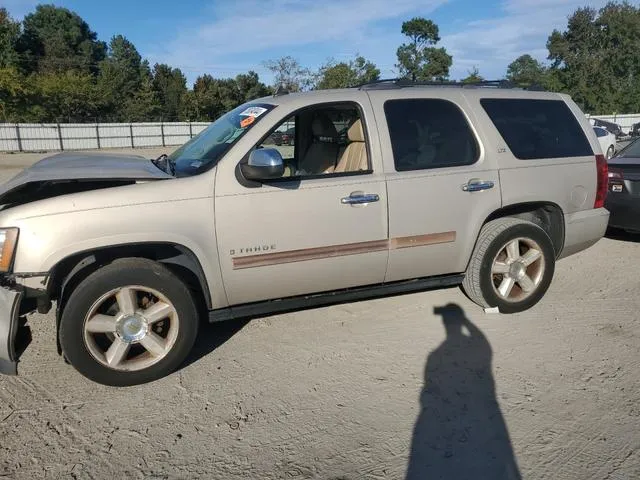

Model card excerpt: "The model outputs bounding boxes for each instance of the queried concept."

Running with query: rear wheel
[462,218,556,314]
[606,145,615,159]
[59,258,199,386]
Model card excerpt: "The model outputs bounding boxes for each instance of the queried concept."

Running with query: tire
[606,145,615,159]
[462,218,556,314]
[59,258,199,386]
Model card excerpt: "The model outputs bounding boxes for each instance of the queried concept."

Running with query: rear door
[368,89,503,282]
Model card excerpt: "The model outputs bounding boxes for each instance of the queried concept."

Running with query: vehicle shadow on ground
[605,227,640,243]
[179,318,250,370]
[406,303,522,480]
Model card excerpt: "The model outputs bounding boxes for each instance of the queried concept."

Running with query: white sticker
[239,106,268,118]
[190,161,203,168]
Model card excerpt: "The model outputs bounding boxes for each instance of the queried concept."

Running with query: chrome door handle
[462,179,495,192]
[341,192,380,205]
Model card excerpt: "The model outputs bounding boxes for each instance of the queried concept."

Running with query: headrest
[311,114,338,138]
[348,119,364,142]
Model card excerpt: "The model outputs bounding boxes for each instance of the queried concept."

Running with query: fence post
[129,123,134,148]
[57,123,64,151]
[95,123,101,149]
[14,124,23,152]
[161,122,165,147]
[189,122,193,138]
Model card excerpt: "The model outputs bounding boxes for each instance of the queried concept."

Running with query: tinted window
[481,99,593,160]
[594,127,608,138]
[384,99,479,171]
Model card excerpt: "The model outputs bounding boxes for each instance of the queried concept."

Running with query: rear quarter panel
[465,91,598,216]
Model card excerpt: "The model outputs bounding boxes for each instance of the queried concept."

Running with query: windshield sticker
[240,116,255,128]
[239,106,268,118]
[190,161,203,168]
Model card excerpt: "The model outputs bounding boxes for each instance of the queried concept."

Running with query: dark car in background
[270,127,295,146]
[592,118,625,139]
[606,138,640,233]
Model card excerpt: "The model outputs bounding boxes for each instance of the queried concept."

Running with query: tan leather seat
[297,114,339,175]
[334,119,368,173]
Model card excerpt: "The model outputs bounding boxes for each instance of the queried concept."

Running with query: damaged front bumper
[0,286,32,375]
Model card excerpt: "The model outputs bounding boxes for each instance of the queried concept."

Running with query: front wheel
[462,218,556,314]
[59,258,199,386]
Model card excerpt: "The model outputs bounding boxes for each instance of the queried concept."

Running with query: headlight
[0,228,19,273]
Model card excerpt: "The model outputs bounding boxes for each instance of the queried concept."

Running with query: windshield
[617,138,640,158]
[168,102,276,177]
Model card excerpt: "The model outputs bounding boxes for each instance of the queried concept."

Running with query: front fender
[9,197,228,309]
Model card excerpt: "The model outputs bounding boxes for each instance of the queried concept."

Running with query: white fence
[0,122,211,153]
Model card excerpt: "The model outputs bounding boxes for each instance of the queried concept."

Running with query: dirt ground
[0,148,639,479]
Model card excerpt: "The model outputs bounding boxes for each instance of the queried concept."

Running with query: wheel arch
[482,201,565,258]
[48,242,212,355]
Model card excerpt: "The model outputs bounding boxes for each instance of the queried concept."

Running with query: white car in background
[593,126,616,159]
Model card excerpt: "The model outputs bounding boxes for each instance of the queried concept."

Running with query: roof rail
[357,78,544,91]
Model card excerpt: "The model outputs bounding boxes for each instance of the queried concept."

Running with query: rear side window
[594,127,608,138]
[384,99,480,171]
[480,99,593,160]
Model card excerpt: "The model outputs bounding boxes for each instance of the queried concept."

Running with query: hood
[0,151,173,207]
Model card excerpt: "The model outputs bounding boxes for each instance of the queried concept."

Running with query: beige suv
[0,80,610,386]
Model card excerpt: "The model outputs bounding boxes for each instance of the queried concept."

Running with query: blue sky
[5,0,610,86]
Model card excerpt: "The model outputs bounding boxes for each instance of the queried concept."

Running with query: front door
[214,98,389,306]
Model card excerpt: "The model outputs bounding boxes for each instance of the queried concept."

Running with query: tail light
[594,154,608,208]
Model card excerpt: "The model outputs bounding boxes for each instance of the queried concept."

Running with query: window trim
[383,98,481,173]
[479,98,594,161]
[237,100,374,188]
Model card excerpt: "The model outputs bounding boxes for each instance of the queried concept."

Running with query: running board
[208,274,464,323]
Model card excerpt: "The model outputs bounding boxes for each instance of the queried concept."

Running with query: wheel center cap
[116,314,148,343]
[509,261,526,280]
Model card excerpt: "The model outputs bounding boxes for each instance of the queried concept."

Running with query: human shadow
[406,303,521,480]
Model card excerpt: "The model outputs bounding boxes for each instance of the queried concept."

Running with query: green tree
[98,35,149,120]
[264,56,312,92]
[0,8,20,69]
[461,66,484,84]
[546,1,640,113]
[396,17,452,81]
[506,54,547,88]
[0,67,29,121]
[152,63,187,121]
[235,70,271,101]
[315,55,380,89]
[125,72,161,121]
[29,70,104,122]
[17,5,106,75]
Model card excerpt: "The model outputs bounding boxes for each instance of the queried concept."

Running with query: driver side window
[255,103,370,178]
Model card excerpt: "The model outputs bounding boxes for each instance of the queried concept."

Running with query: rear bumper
[605,195,640,232]
[558,208,609,260]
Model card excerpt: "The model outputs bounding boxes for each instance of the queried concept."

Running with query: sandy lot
[0,148,639,479]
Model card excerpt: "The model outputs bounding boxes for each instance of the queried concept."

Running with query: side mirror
[241,148,285,181]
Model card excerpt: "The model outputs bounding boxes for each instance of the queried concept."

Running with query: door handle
[341,192,380,205]
[462,179,495,192]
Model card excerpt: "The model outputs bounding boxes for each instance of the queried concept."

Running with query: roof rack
[357,78,545,91]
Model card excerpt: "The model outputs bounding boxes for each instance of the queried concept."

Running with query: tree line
[1,2,639,123]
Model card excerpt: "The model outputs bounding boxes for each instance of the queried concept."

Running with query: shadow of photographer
[406,303,521,480]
